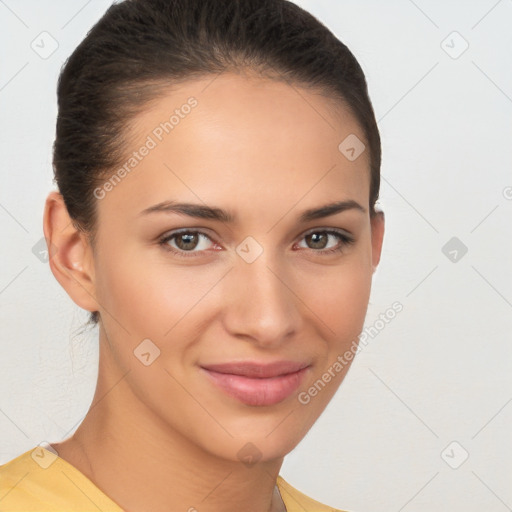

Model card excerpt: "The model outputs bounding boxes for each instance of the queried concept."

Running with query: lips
[200,361,310,406]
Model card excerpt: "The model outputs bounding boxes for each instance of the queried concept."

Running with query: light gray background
[1,1,511,511]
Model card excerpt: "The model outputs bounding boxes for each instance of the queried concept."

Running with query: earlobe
[43,191,99,313]
[370,210,385,272]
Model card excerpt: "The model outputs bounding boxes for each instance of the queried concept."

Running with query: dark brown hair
[52,0,381,327]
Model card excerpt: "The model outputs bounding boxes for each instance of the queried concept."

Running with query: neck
[53,335,287,512]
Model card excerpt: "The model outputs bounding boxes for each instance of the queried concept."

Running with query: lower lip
[201,367,309,406]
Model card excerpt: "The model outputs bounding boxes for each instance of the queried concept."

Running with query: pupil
[308,233,327,249]
[177,233,198,250]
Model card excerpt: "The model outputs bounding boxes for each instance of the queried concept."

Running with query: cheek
[94,244,223,343]
[325,270,371,336]
[298,256,373,345]
[293,257,372,415]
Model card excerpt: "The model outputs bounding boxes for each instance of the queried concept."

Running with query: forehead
[97,72,370,221]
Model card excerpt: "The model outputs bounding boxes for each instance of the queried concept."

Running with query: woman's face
[86,72,384,462]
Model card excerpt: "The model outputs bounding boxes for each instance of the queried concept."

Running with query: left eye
[295,229,354,253]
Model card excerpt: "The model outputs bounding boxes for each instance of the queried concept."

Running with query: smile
[200,361,310,406]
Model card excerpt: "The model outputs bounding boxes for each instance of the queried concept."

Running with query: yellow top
[0,446,347,512]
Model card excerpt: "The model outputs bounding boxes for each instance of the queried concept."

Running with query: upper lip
[201,361,310,379]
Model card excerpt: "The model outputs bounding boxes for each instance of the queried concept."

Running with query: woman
[0,0,384,510]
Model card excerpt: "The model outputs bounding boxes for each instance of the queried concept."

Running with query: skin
[44,71,384,512]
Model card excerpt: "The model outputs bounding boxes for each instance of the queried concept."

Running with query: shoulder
[276,475,352,512]
[0,446,54,510]
[0,446,122,511]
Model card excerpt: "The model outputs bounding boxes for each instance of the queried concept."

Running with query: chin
[195,402,321,465]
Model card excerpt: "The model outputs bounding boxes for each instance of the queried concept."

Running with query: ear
[43,191,99,314]
[370,209,385,273]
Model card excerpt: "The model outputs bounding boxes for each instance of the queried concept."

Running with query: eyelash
[158,228,355,258]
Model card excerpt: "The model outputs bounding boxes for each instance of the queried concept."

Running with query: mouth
[200,361,310,406]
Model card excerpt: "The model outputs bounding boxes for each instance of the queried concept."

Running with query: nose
[222,249,302,348]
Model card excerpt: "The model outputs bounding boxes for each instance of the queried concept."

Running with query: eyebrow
[139,199,366,223]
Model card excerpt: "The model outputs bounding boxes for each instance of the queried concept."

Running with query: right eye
[158,229,219,258]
